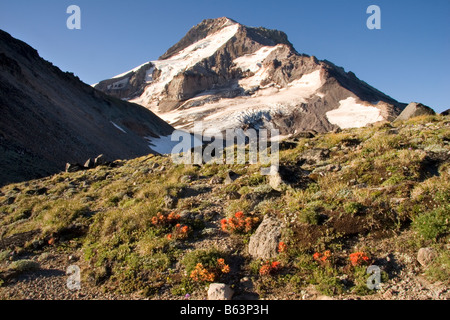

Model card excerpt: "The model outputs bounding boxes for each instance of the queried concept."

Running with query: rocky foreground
[0,115,449,300]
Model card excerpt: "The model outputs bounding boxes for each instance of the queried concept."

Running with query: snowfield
[146,133,203,155]
[326,97,384,129]
[155,69,324,133]
[234,45,281,74]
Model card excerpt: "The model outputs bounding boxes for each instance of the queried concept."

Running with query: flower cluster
[278,242,287,253]
[189,259,230,283]
[259,261,281,276]
[217,258,231,274]
[313,250,331,264]
[167,224,189,240]
[151,212,180,227]
[221,211,259,234]
[349,252,370,266]
[190,263,216,282]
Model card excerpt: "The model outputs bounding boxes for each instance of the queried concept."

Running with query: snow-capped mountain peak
[94,17,405,134]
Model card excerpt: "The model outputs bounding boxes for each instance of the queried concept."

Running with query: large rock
[248,215,283,260]
[269,169,285,192]
[395,102,435,122]
[65,163,83,173]
[441,109,450,116]
[417,247,437,267]
[269,165,312,191]
[207,283,234,300]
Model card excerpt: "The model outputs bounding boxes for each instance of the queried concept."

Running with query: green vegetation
[0,115,449,299]
[8,259,40,273]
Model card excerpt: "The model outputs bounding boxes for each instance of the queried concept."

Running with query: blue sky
[0,0,449,112]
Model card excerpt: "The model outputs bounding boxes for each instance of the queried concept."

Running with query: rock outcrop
[395,102,436,121]
[248,215,283,260]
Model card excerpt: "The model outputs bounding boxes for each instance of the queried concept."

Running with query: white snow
[155,69,324,133]
[146,135,177,154]
[288,70,323,90]
[110,121,127,134]
[109,19,240,108]
[326,97,384,129]
[145,66,155,83]
[233,45,280,73]
[146,133,203,155]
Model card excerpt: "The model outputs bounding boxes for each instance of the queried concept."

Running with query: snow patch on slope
[110,121,127,134]
[234,45,280,73]
[146,133,203,155]
[326,97,384,129]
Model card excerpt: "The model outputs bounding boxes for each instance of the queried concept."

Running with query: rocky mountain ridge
[95,17,406,136]
[0,30,174,186]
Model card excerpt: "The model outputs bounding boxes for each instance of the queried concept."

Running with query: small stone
[84,158,93,169]
[164,195,177,209]
[207,283,234,300]
[209,176,223,184]
[417,247,437,267]
[224,170,239,184]
[68,255,78,262]
[94,154,107,166]
[179,210,192,219]
[152,162,160,169]
[226,191,240,200]
[269,170,284,192]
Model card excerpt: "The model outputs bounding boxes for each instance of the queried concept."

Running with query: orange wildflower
[259,260,281,276]
[278,241,287,253]
[349,252,370,266]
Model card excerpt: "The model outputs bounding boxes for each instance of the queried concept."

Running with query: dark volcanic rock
[0,29,174,186]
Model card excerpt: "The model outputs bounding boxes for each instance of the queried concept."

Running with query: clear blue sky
[0,0,449,112]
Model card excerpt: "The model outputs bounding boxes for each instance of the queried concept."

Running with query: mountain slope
[0,30,174,186]
[0,114,448,300]
[95,17,405,135]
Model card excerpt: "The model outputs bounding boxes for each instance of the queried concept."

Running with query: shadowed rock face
[94,17,406,134]
[0,30,174,186]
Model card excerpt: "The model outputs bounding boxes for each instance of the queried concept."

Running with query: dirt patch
[0,230,40,251]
